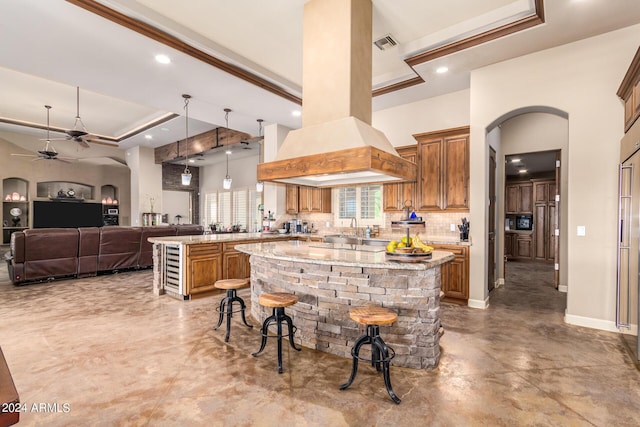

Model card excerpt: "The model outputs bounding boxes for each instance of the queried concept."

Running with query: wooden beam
[154,127,253,164]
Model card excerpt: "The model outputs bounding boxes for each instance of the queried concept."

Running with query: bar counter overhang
[236,241,454,369]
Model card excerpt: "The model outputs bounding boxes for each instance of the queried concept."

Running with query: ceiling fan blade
[76,139,90,149]
[10,153,37,158]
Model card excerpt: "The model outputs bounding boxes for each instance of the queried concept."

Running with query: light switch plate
[450,224,456,231]
[577,226,586,236]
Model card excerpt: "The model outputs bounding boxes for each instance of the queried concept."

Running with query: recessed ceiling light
[519,169,528,174]
[155,54,171,64]
[225,150,232,155]
[188,159,195,163]
[144,134,153,140]
[436,66,449,74]
[292,110,301,117]
[510,158,521,163]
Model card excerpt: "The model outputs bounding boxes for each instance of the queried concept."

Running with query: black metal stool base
[213,289,253,342]
[252,307,301,374]
[339,324,401,404]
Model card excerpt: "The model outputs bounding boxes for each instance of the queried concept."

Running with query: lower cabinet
[432,244,469,304]
[223,242,251,280]
[505,231,534,261]
[185,244,222,295]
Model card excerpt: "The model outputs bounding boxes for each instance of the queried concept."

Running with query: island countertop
[147,232,292,245]
[235,240,454,270]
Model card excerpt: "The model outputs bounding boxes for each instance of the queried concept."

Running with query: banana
[413,233,434,252]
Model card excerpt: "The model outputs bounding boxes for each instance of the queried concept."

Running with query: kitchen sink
[323,234,389,246]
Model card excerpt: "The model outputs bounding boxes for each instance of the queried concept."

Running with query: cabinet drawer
[187,243,221,257]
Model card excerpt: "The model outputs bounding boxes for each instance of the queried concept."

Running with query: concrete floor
[1,260,639,426]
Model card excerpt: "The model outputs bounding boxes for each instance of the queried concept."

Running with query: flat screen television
[33,200,104,228]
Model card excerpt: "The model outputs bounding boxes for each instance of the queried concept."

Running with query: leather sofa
[7,225,203,285]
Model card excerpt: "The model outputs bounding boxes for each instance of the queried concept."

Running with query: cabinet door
[515,236,533,259]
[223,251,250,279]
[417,140,443,210]
[506,185,519,214]
[383,183,402,211]
[548,203,557,261]
[298,186,311,212]
[519,184,533,213]
[442,136,469,210]
[285,185,299,214]
[534,205,547,260]
[383,147,416,212]
[433,244,468,303]
[533,182,548,204]
[504,233,514,258]
[188,255,222,294]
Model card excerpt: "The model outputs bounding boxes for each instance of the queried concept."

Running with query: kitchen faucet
[349,217,358,236]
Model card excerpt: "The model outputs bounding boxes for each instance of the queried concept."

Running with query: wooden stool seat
[349,306,397,326]
[253,292,301,373]
[214,278,250,290]
[258,292,298,308]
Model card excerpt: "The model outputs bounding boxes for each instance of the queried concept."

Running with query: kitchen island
[236,240,454,369]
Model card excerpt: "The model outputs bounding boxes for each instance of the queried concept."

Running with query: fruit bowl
[394,247,425,254]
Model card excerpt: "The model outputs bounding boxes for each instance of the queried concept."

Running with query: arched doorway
[485,107,569,300]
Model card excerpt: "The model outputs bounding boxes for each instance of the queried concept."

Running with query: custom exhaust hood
[257,0,416,187]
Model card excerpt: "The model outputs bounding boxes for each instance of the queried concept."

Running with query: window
[334,184,384,226]
[204,187,262,231]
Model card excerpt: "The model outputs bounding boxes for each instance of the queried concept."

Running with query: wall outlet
[325,221,331,228]
[450,223,456,231]
[577,225,586,236]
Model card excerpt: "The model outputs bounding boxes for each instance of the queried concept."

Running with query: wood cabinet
[383,146,417,211]
[185,243,222,295]
[413,127,469,212]
[532,179,556,262]
[505,231,533,260]
[432,244,469,304]
[222,242,251,280]
[285,185,331,213]
[618,47,640,131]
[285,185,299,214]
[505,182,532,214]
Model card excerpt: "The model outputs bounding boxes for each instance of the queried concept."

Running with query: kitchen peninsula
[148,233,298,299]
[236,240,454,369]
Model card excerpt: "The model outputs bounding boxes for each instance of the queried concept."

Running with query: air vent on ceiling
[373,34,398,51]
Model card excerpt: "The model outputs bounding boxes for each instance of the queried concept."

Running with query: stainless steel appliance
[617,122,640,362]
[515,214,533,230]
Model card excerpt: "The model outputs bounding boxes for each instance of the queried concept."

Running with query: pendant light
[181,94,192,186]
[222,108,233,189]
[255,118,265,192]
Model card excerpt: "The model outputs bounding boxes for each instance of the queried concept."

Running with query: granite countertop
[235,240,455,270]
[147,232,293,245]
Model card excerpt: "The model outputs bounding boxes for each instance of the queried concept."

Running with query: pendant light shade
[181,94,192,186]
[222,108,232,189]
[255,118,264,192]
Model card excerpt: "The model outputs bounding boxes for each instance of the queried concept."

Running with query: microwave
[107,208,119,215]
[515,214,533,230]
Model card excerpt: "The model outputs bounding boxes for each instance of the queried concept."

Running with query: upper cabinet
[617,46,640,132]
[285,185,332,214]
[383,146,417,212]
[505,182,533,214]
[413,126,470,212]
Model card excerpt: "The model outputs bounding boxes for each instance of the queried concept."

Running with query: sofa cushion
[78,227,100,277]
[138,226,177,268]
[98,227,142,271]
[22,228,79,282]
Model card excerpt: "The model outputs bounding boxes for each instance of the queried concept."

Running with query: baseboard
[468,296,489,309]
[495,278,505,288]
[558,284,568,293]
[564,311,620,333]
[618,324,638,335]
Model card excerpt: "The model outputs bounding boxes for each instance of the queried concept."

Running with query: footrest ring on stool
[259,324,298,339]
[351,345,396,364]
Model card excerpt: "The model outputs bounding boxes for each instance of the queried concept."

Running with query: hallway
[0,260,639,426]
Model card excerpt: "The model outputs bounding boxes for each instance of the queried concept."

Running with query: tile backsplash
[276,211,469,239]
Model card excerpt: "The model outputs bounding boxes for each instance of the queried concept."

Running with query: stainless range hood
[257,0,416,187]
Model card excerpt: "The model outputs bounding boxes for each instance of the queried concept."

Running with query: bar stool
[213,278,253,342]
[339,306,401,404]
[252,292,301,374]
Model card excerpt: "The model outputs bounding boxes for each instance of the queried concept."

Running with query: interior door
[488,148,496,292]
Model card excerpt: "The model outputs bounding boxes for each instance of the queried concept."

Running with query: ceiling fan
[12,105,75,163]
[50,86,95,148]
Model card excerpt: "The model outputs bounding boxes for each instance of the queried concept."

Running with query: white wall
[162,190,191,224]
[468,24,640,330]
[200,154,259,192]
[125,145,162,225]
[373,89,470,147]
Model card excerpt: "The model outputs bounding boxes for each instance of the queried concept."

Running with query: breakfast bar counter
[236,240,454,369]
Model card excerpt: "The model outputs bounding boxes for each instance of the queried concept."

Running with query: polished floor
[1,260,639,426]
